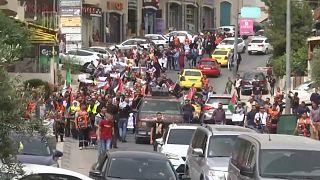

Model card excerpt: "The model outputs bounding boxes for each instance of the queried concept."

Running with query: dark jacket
[118,104,131,119]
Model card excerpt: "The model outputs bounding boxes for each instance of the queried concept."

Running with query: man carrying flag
[186,83,196,99]
[228,92,237,114]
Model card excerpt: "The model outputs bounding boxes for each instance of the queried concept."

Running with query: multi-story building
[0,0,26,21]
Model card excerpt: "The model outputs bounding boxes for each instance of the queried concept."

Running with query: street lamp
[285,0,291,114]
[233,0,240,78]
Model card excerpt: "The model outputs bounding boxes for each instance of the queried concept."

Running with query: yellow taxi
[211,48,231,66]
[178,69,203,89]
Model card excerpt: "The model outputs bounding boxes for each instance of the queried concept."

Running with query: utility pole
[285,0,291,114]
[233,0,240,78]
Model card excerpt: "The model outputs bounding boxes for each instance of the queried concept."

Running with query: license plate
[204,67,210,70]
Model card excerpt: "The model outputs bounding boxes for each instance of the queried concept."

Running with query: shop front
[105,0,127,43]
[82,4,102,47]
[202,0,215,30]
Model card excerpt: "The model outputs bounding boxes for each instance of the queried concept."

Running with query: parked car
[135,96,183,143]
[247,36,272,55]
[164,31,197,44]
[202,94,233,124]
[89,151,189,180]
[11,133,63,167]
[59,48,101,69]
[228,134,320,180]
[196,57,221,77]
[217,26,235,36]
[108,37,155,51]
[178,69,203,89]
[211,48,232,67]
[7,163,93,180]
[145,34,169,50]
[156,124,198,175]
[241,72,268,95]
[89,46,114,58]
[291,81,315,105]
[185,125,257,180]
[216,37,246,53]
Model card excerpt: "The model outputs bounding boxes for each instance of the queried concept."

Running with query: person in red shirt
[99,114,113,154]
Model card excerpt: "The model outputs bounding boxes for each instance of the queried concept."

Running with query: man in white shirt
[234,74,242,100]
[254,106,269,133]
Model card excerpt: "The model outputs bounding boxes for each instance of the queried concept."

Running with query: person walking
[269,75,276,96]
[295,112,315,138]
[118,98,131,142]
[150,112,166,151]
[310,102,320,140]
[182,99,195,123]
[75,104,90,150]
[254,106,268,133]
[224,77,233,94]
[98,112,113,155]
[234,74,242,100]
[211,103,226,125]
[106,99,119,148]
[95,106,106,157]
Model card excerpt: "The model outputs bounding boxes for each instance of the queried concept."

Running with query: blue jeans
[118,118,128,140]
[99,139,112,156]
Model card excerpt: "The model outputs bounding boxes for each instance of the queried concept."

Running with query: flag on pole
[228,92,237,113]
[186,84,196,99]
[66,68,72,86]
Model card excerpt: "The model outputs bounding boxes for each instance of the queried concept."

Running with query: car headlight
[165,153,180,160]
[208,170,226,180]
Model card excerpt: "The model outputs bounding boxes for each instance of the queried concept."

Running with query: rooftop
[204,125,257,135]
[110,151,168,160]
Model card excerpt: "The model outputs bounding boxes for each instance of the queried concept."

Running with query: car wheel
[248,51,252,55]
[264,48,269,55]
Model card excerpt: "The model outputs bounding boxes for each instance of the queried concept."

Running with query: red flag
[103,82,110,90]
[186,84,196,99]
[118,78,124,93]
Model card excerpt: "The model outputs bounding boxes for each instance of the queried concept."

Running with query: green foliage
[0,13,30,65]
[264,0,313,77]
[311,48,320,88]
[24,79,52,95]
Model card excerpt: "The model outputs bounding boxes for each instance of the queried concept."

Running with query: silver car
[202,94,233,122]
[185,125,257,180]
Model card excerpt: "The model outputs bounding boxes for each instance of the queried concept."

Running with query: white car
[89,46,114,58]
[291,81,315,105]
[216,37,246,53]
[60,48,100,68]
[108,37,154,51]
[164,30,197,44]
[145,34,169,50]
[217,26,235,36]
[247,36,272,55]
[5,164,93,179]
[156,124,198,174]
[202,94,234,123]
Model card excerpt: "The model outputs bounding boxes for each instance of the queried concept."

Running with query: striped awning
[128,0,137,10]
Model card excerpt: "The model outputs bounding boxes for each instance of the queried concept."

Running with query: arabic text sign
[239,18,254,36]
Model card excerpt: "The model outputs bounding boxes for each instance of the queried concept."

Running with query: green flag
[228,92,237,113]
[66,68,72,86]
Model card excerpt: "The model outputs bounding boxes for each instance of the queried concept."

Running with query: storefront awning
[27,23,58,44]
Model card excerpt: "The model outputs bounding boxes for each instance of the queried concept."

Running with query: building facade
[0,0,25,21]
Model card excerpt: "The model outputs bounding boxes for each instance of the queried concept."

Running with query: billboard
[239,18,254,36]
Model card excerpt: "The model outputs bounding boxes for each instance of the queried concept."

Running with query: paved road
[58,52,270,176]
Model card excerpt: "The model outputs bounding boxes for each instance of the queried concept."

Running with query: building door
[220,1,231,26]
[109,13,121,43]
[169,3,181,30]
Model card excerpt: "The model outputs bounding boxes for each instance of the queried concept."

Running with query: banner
[39,45,59,65]
[239,18,254,36]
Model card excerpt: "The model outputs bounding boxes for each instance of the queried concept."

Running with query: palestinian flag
[228,92,237,113]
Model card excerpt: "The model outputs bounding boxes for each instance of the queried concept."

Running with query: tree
[312,48,320,88]
[262,0,313,77]
[0,13,41,179]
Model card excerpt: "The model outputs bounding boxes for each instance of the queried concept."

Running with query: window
[200,61,217,66]
[184,70,201,76]
[237,39,243,44]
[167,129,196,145]
[213,51,228,55]
[231,138,252,169]
[221,40,234,45]
[178,32,187,37]
[207,97,231,105]
[207,135,237,157]
[148,36,161,40]
[67,50,77,55]
[250,40,264,43]
[76,51,93,56]
[123,40,134,45]
[21,174,82,180]
[243,73,265,81]
[265,39,269,43]
[192,130,205,149]
[140,100,181,114]
[246,146,256,168]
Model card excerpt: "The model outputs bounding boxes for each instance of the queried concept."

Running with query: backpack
[77,112,88,129]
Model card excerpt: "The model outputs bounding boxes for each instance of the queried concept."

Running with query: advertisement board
[60,0,81,7]
[66,34,82,41]
[239,18,254,35]
[60,27,81,34]
[60,7,81,16]
[60,17,81,27]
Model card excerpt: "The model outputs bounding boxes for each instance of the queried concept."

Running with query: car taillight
[248,44,251,46]
[203,105,214,111]
[180,76,185,81]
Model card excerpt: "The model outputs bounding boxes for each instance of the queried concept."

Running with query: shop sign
[60,7,81,16]
[82,5,102,17]
[60,27,81,34]
[66,34,82,41]
[60,17,81,27]
[60,0,81,7]
[239,18,254,35]
[107,1,124,11]
[39,45,59,65]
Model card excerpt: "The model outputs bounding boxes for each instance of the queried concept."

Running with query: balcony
[0,0,18,16]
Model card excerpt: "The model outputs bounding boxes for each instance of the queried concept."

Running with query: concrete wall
[8,73,52,83]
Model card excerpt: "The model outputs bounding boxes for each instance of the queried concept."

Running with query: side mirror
[192,148,204,157]
[240,165,254,177]
[53,150,63,158]
[156,138,164,145]
[89,170,103,179]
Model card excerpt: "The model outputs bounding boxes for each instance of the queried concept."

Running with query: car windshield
[208,135,237,157]
[185,71,201,76]
[15,137,51,156]
[108,158,176,180]
[167,129,195,145]
[260,149,320,178]
[200,61,216,66]
[221,40,234,45]
[213,51,228,55]
[243,73,265,80]
[250,40,264,43]
[207,97,231,105]
[294,82,313,91]
[140,100,181,114]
